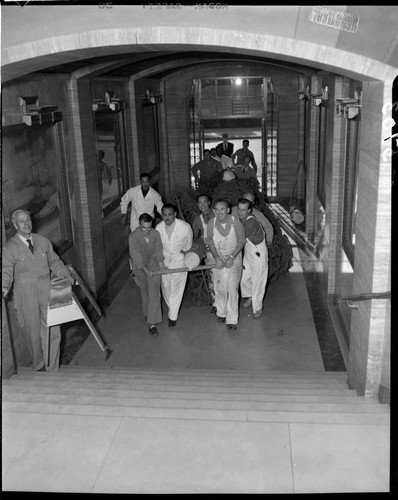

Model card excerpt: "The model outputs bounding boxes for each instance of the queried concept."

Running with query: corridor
[70,237,339,372]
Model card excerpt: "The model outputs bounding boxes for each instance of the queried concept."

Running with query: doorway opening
[189,77,278,196]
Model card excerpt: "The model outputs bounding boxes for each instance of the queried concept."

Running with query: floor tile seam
[90,415,124,494]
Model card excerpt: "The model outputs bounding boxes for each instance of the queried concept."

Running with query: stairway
[2,366,389,425]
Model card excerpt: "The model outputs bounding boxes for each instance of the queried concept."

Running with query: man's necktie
[27,238,34,254]
[224,143,227,152]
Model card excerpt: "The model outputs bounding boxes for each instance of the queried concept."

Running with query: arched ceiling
[36,51,316,81]
[2,5,397,83]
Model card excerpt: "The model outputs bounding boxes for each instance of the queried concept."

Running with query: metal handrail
[341,291,391,310]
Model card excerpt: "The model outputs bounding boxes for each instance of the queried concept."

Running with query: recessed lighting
[235,78,242,85]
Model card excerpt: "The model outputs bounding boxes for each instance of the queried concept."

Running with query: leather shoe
[149,325,159,335]
[243,298,252,308]
[226,324,237,330]
[210,306,217,314]
[217,316,226,323]
[168,319,177,327]
[253,310,263,319]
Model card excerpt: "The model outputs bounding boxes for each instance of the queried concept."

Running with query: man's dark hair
[237,198,253,211]
[242,139,249,144]
[203,149,210,154]
[196,193,211,204]
[140,172,150,181]
[139,213,153,224]
[214,198,230,209]
[162,202,178,214]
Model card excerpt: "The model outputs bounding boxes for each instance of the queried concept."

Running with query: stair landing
[2,366,390,494]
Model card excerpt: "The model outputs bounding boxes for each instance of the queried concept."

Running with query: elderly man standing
[129,213,165,336]
[156,203,193,327]
[206,199,245,330]
[237,198,269,319]
[2,210,74,372]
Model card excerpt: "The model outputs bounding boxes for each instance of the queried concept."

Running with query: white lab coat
[120,185,163,232]
[156,219,193,321]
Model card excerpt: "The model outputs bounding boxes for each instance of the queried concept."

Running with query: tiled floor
[2,234,390,493]
[70,241,325,371]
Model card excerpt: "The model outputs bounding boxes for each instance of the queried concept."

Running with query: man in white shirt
[156,203,193,327]
[215,145,234,171]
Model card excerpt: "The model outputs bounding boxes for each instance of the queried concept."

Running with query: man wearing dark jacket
[217,133,234,158]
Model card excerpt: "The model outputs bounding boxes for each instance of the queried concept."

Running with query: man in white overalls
[156,203,193,327]
[192,194,216,312]
[206,199,245,329]
[237,198,269,318]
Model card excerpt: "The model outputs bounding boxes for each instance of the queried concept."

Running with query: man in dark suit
[217,133,234,158]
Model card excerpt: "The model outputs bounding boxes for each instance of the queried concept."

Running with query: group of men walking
[123,171,270,335]
[1,142,270,373]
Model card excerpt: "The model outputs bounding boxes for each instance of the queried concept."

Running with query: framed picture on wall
[2,122,73,255]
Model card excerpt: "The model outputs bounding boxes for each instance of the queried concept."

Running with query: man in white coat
[156,203,193,327]
[120,173,163,232]
[121,172,164,273]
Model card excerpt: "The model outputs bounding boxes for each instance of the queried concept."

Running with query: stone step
[2,401,390,425]
[57,365,348,379]
[3,377,350,392]
[2,392,388,413]
[1,384,372,403]
[15,369,348,385]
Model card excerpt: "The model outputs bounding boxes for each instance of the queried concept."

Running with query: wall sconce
[141,89,163,106]
[336,88,361,119]
[92,91,126,112]
[298,85,310,101]
[19,96,62,126]
[312,86,329,106]
[105,90,114,106]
